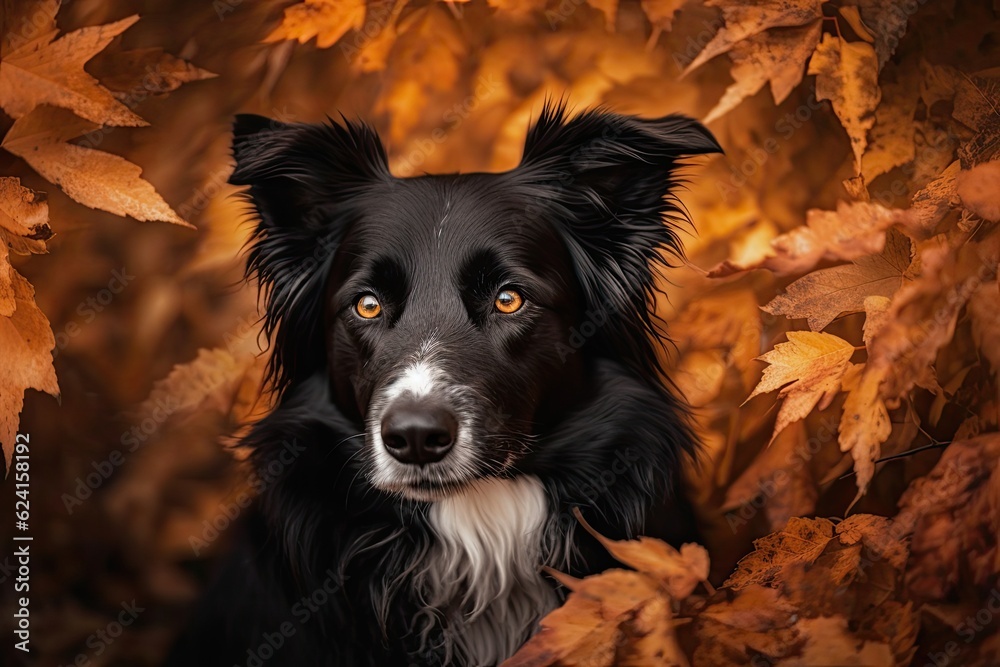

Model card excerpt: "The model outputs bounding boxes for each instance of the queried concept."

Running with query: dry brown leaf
[0,270,58,473]
[616,595,687,667]
[0,178,51,317]
[0,11,146,126]
[870,233,999,402]
[683,0,823,75]
[501,569,668,667]
[745,331,855,440]
[724,516,834,590]
[837,7,874,44]
[861,67,919,182]
[687,585,799,666]
[904,160,961,237]
[896,434,1000,600]
[265,0,367,49]
[1,0,60,56]
[807,35,881,174]
[838,362,891,504]
[704,20,822,123]
[87,47,217,97]
[835,513,909,570]
[952,74,1000,166]
[692,513,914,665]
[762,228,912,331]
[708,201,907,278]
[841,0,913,69]
[140,342,259,421]
[747,331,854,402]
[2,106,189,226]
[956,160,1000,221]
[574,508,710,599]
[862,294,891,347]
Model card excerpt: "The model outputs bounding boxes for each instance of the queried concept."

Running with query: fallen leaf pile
[5,0,1000,664]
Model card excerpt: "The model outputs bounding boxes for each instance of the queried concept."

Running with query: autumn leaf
[838,362,891,504]
[687,585,799,666]
[840,0,912,69]
[870,232,999,402]
[745,331,855,440]
[952,73,1000,166]
[0,178,51,317]
[686,514,914,665]
[2,106,189,225]
[807,34,880,174]
[862,294,891,347]
[683,0,823,75]
[87,48,217,97]
[615,595,687,667]
[707,201,907,277]
[265,0,367,49]
[703,20,822,123]
[573,507,710,599]
[0,7,146,126]
[502,569,682,667]
[905,160,961,237]
[896,434,1000,600]
[0,270,58,473]
[140,344,259,420]
[725,516,834,590]
[762,228,912,331]
[861,67,919,182]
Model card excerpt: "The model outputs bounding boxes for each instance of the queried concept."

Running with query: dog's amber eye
[356,295,381,319]
[494,289,523,314]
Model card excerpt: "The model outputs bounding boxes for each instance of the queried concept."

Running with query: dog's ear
[517,102,721,380]
[230,113,389,228]
[230,114,390,395]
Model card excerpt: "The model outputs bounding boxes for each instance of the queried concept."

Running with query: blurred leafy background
[2,0,1000,664]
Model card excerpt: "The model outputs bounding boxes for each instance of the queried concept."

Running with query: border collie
[168,102,720,666]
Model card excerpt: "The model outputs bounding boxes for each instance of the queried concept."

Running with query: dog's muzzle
[366,357,478,500]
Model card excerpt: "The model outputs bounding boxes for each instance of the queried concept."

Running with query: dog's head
[231,103,719,501]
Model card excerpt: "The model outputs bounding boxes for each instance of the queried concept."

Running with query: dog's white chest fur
[418,475,557,665]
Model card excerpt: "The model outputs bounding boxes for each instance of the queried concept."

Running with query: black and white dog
[168,102,719,666]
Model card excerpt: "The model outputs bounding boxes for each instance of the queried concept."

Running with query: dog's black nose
[380,402,457,465]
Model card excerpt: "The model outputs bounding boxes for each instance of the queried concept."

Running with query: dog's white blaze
[420,475,556,665]
[385,360,440,401]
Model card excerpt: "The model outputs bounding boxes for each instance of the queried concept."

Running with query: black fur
[168,102,720,666]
